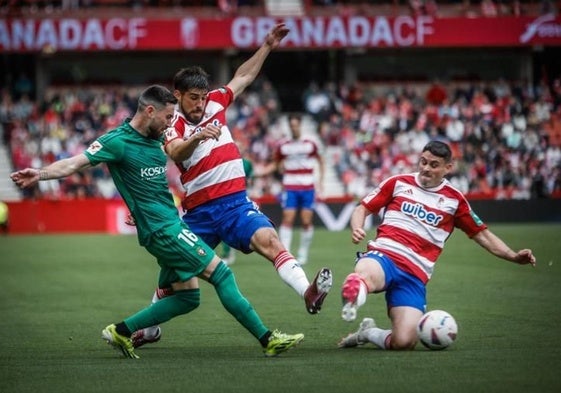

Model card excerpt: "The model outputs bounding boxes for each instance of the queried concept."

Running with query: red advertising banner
[1,14,560,52]
[5,195,561,234]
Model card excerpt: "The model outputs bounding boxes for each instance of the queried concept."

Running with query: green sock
[222,243,231,257]
[124,289,200,332]
[209,262,268,342]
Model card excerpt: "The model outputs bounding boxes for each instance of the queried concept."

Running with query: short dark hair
[138,85,177,110]
[422,141,452,163]
[288,113,302,123]
[173,66,210,92]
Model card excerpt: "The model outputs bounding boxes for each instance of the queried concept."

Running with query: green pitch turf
[0,223,560,393]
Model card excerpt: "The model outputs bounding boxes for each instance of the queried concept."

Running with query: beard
[147,126,163,140]
[180,103,203,124]
[186,111,203,124]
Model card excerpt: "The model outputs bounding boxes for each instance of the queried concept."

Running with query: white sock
[364,328,392,349]
[274,250,310,297]
[297,227,314,263]
[356,282,367,307]
[151,290,160,304]
[142,326,160,338]
[279,225,293,252]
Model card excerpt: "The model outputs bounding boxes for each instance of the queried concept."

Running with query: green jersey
[84,120,179,246]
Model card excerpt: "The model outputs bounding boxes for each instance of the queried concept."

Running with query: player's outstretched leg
[304,268,333,314]
[338,318,376,348]
[130,287,172,348]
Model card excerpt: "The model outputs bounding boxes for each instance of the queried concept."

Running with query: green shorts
[144,220,215,288]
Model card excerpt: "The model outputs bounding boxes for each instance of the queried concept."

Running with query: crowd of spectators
[2,73,560,202]
[301,76,561,200]
[2,0,556,18]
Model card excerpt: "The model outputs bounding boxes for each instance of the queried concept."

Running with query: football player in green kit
[10,85,304,359]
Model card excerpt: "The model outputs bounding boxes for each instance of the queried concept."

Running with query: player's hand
[125,212,136,226]
[10,168,40,189]
[514,249,536,267]
[265,23,289,49]
[199,123,222,141]
[351,228,366,244]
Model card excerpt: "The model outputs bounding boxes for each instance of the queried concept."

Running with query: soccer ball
[417,310,458,350]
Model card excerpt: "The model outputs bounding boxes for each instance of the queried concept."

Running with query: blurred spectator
[13,73,34,99]
[302,81,334,123]
[409,0,439,16]
[0,89,15,145]
[530,161,549,198]
[61,0,82,11]
[426,80,448,105]
[409,0,425,16]
[540,0,557,15]
[480,0,498,16]
[425,0,439,16]
[218,0,238,14]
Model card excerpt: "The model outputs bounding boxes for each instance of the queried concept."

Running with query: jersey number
[177,228,198,247]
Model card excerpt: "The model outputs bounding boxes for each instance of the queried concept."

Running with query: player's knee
[209,261,233,286]
[355,260,384,292]
[389,332,417,350]
[175,289,201,313]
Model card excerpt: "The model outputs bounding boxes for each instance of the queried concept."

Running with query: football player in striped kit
[131,24,332,348]
[338,141,536,350]
[270,113,325,265]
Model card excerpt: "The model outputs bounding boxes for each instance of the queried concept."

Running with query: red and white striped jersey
[363,172,487,284]
[274,138,320,191]
[163,86,246,210]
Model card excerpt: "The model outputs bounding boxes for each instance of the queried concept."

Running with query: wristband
[39,170,49,181]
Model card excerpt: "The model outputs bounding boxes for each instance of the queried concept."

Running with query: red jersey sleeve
[361,176,398,214]
[164,123,183,146]
[208,86,234,108]
[454,195,488,238]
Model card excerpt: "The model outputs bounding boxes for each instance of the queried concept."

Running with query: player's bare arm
[350,204,370,244]
[472,228,536,266]
[166,123,222,162]
[10,153,92,189]
[226,23,289,98]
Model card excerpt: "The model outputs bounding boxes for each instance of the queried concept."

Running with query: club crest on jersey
[196,247,207,257]
[86,141,102,155]
[164,127,178,140]
[194,118,221,135]
[401,201,443,226]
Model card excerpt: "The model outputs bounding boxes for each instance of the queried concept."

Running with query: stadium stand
[1,0,560,201]
[1,0,552,18]
[2,76,560,201]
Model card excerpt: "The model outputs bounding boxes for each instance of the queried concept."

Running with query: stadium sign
[519,13,561,43]
[1,15,560,52]
[231,16,434,47]
[0,17,149,51]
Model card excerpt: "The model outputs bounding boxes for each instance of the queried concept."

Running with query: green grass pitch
[1,223,560,393]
